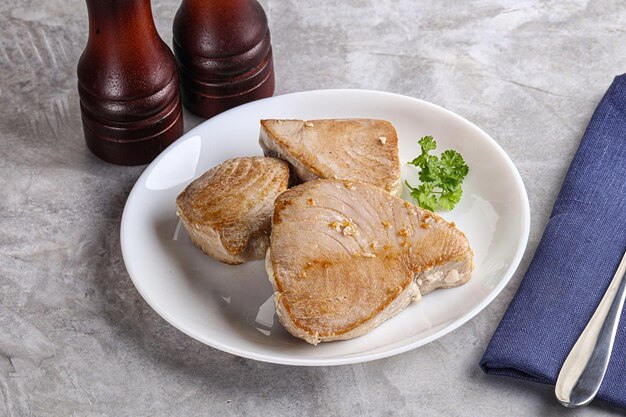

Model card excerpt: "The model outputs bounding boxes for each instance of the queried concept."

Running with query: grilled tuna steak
[266,179,473,344]
[176,156,290,265]
[259,119,401,195]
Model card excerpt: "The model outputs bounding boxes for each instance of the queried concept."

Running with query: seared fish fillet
[176,156,290,265]
[259,119,401,195]
[266,179,473,344]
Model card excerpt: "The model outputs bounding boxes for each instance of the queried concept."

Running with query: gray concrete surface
[1,0,626,415]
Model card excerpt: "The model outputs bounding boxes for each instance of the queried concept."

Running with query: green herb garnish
[405,136,469,212]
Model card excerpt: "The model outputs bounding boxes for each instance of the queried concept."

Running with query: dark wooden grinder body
[173,0,275,118]
[78,0,184,165]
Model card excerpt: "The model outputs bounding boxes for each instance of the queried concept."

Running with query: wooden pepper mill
[172,0,275,118]
[78,0,184,165]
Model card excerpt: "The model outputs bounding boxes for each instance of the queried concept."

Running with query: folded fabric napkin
[480,74,626,409]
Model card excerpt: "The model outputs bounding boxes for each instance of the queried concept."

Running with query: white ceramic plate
[121,89,530,366]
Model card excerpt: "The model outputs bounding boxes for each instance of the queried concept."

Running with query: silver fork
[555,249,626,407]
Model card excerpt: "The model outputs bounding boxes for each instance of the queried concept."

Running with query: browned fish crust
[259,119,402,195]
[176,156,290,264]
[267,179,474,344]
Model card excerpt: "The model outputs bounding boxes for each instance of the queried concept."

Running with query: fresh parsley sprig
[405,136,469,212]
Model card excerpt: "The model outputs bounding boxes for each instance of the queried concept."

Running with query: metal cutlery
[555,249,626,407]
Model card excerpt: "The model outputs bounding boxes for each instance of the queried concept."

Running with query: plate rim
[120,88,531,366]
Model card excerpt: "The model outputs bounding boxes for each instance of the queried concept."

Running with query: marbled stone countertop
[1,0,626,415]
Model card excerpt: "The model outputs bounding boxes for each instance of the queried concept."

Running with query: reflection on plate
[121,89,530,366]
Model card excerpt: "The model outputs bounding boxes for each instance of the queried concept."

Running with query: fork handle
[555,250,626,408]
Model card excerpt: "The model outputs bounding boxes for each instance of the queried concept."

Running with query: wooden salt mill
[172,0,275,118]
[78,0,184,165]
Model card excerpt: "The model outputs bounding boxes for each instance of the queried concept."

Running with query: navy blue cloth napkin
[480,74,626,409]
